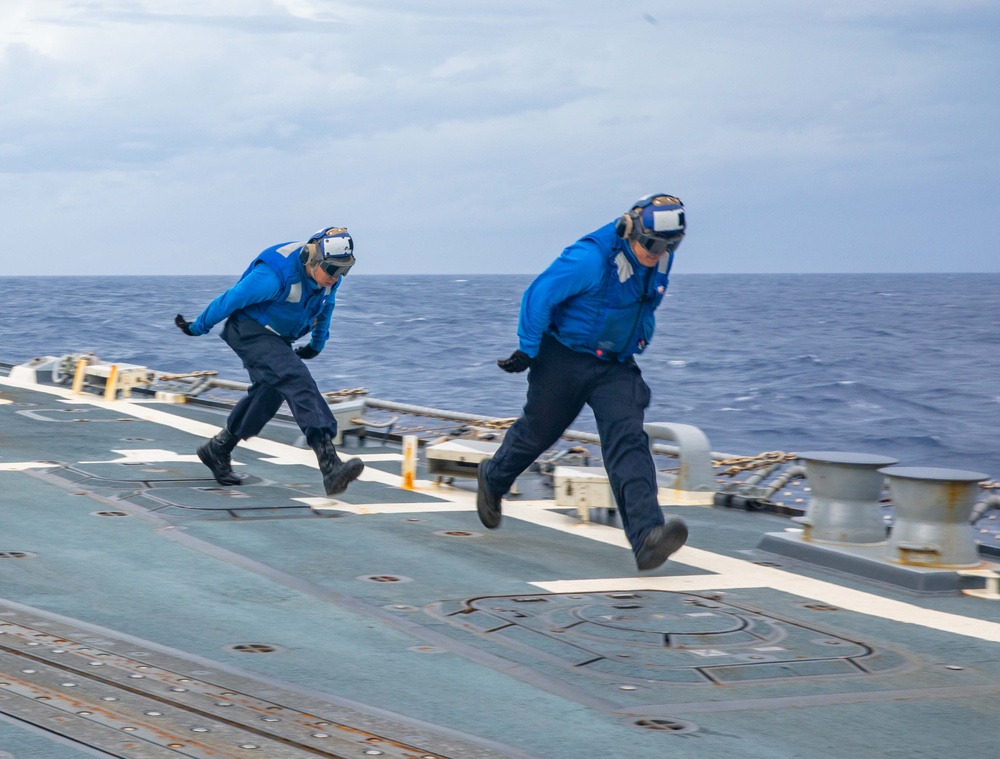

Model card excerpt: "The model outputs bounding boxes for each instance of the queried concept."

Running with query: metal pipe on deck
[156,376,743,460]
[761,464,807,500]
[364,398,508,424]
[364,398,740,459]
[971,494,1000,523]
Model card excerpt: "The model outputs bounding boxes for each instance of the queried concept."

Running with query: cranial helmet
[615,194,686,256]
[302,226,356,277]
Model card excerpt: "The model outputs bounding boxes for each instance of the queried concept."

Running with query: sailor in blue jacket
[174,227,364,497]
[477,194,690,571]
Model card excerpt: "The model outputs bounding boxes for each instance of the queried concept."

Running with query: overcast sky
[2,1,998,276]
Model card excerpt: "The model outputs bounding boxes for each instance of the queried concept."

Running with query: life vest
[587,243,673,359]
[238,242,337,340]
[548,227,673,360]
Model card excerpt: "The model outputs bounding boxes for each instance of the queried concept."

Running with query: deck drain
[633,717,697,734]
[121,437,153,442]
[226,643,283,654]
[358,574,413,583]
[0,551,37,559]
[433,530,482,538]
[91,511,130,517]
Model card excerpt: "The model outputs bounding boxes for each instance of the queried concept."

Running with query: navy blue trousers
[221,317,337,447]
[483,334,664,552]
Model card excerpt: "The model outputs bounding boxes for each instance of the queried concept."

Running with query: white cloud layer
[1,0,998,274]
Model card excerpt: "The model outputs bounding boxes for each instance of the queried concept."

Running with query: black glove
[295,344,320,360]
[174,314,195,336]
[497,349,532,373]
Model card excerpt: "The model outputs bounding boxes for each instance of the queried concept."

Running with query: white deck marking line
[353,453,403,462]
[294,497,472,514]
[6,376,1000,642]
[510,504,1000,644]
[0,377,398,485]
[0,462,56,471]
[0,377,446,494]
[79,449,221,465]
[258,452,403,465]
[535,576,764,593]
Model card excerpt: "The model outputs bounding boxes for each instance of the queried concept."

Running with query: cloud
[1,0,998,274]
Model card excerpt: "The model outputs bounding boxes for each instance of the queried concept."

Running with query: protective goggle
[319,255,356,278]
[634,232,682,257]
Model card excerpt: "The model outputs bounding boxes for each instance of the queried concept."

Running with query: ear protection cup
[615,211,635,239]
[300,241,319,264]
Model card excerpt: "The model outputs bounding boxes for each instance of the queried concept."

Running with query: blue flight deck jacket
[188,242,339,352]
[517,222,673,361]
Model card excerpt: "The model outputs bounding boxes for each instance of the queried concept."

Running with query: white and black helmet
[304,227,356,277]
[615,194,686,256]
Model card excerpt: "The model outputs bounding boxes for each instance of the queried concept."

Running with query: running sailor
[478,194,690,570]
[175,226,364,496]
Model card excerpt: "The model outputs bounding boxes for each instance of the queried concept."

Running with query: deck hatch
[438,591,905,684]
[51,460,446,520]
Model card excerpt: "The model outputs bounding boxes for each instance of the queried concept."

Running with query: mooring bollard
[879,466,988,568]
[795,451,898,544]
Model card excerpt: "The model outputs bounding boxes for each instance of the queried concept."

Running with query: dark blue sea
[2,274,998,477]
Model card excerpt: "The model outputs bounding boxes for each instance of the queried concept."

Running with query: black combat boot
[197,428,242,486]
[476,459,502,529]
[635,518,689,571]
[310,436,364,496]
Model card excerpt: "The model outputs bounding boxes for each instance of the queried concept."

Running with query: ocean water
[1,273,998,477]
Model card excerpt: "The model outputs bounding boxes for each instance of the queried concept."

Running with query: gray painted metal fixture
[795,452,898,544]
[643,422,716,496]
[880,466,989,567]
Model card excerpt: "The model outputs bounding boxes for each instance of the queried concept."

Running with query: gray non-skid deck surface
[2,382,1000,759]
